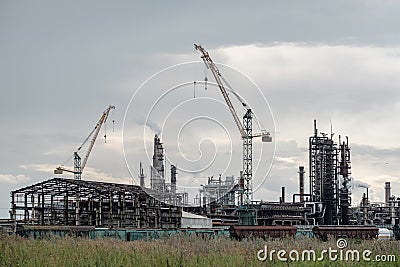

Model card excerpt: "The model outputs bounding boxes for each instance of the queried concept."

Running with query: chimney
[298,166,305,202]
[385,182,391,206]
[314,119,318,136]
[362,193,367,225]
[139,162,145,188]
[281,186,285,203]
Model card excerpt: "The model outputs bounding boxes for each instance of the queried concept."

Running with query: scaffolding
[10,178,181,229]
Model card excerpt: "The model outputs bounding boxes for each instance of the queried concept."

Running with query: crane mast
[194,44,271,204]
[54,105,115,180]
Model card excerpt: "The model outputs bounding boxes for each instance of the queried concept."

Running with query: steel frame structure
[309,120,338,225]
[243,109,253,203]
[10,178,181,229]
[338,136,352,225]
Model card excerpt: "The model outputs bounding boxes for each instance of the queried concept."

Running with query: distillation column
[309,120,339,225]
[338,136,351,225]
[151,134,165,192]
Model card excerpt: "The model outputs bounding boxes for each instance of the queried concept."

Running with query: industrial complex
[2,45,400,240]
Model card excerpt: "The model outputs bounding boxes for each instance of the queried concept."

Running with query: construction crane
[194,44,272,204]
[54,105,116,180]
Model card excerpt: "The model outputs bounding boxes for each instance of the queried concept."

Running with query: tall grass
[1,234,399,266]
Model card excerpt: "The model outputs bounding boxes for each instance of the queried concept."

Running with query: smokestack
[139,162,145,187]
[281,186,285,203]
[385,182,391,206]
[298,166,305,202]
[362,193,367,225]
[314,119,318,136]
[171,165,177,193]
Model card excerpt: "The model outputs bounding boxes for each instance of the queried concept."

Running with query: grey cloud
[1,1,400,216]
[352,144,400,158]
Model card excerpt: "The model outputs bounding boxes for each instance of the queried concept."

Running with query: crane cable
[193,46,197,98]
[219,75,248,112]
[104,107,116,143]
[61,154,73,166]
[60,125,98,166]
[204,67,208,90]
[77,125,98,152]
[57,105,115,173]
[218,65,265,133]
[104,119,107,143]
[111,107,115,133]
[194,45,265,133]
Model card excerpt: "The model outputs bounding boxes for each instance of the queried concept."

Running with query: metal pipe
[298,166,305,202]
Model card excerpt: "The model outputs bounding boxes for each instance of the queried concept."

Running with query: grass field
[1,234,399,266]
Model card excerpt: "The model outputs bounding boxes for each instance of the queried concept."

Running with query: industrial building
[3,45,400,239]
[352,181,400,226]
[10,178,181,229]
[5,117,400,237]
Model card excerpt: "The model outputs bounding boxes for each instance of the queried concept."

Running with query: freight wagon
[229,225,297,240]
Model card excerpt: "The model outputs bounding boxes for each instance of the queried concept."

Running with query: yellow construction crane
[194,44,272,204]
[54,105,115,180]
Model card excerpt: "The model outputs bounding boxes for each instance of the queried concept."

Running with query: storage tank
[378,228,392,240]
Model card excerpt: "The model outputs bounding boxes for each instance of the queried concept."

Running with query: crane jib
[194,44,272,204]
[54,105,115,179]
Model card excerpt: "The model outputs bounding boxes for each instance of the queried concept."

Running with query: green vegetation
[1,234,399,266]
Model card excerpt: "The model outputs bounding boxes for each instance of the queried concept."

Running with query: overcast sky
[1,1,399,217]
